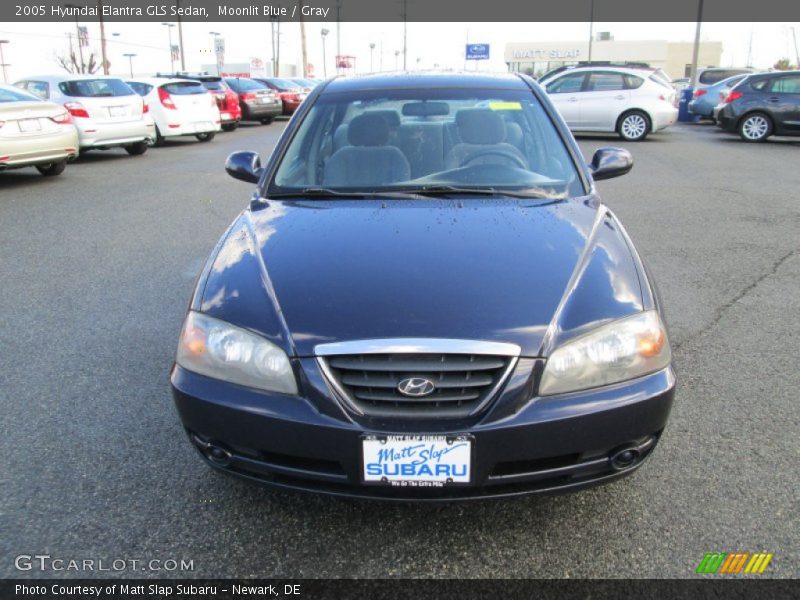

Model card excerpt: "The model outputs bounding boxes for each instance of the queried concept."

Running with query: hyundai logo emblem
[397,377,436,397]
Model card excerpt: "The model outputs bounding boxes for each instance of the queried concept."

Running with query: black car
[223,77,282,125]
[171,73,675,501]
[717,71,800,142]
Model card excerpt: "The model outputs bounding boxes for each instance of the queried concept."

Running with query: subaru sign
[466,43,490,60]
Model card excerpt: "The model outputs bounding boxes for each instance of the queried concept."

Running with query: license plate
[18,118,41,132]
[220,112,231,120]
[258,97,270,104]
[108,106,126,117]
[362,434,472,487]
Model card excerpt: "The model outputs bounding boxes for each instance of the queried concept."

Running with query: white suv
[541,66,678,141]
[14,75,154,155]
[126,78,221,145]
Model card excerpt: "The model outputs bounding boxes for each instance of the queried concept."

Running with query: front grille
[320,353,514,418]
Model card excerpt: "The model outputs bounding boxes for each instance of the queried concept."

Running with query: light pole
[689,0,704,89]
[369,42,375,72]
[394,50,400,70]
[209,31,221,75]
[123,53,136,77]
[587,0,595,62]
[335,0,342,74]
[97,0,108,74]
[175,0,186,71]
[320,28,329,78]
[0,40,9,83]
[792,26,800,68]
[163,23,176,72]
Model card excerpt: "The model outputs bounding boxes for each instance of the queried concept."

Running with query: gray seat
[333,110,401,152]
[323,114,410,187]
[445,109,528,170]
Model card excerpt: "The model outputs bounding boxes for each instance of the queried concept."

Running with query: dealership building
[504,37,723,79]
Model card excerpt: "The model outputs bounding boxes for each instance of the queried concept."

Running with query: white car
[126,78,221,145]
[542,66,678,141]
[14,75,153,155]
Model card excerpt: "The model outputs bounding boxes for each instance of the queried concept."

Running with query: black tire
[195,132,216,142]
[738,112,772,143]
[124,141,149,156]
[221,123,238,132]
[260,117,274,125]
[150,127,166,147]
[617,110,650,142]
[36,160,67,176]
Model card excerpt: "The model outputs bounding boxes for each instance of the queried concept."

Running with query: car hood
[200,197,644,357]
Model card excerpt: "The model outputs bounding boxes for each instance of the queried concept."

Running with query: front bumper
[171,362,676,501]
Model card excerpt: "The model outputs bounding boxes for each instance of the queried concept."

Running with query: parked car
[223,77,282,125]
[694,67,756,89]
[538,62,661,85]
[252,77,308,115]
[126,78,220,145]
[171,72,675,501]
[716,70,800,142]
[157,73,242,132]
[543,66,678,141]
[688,74,750,120]
[0,83,78,176]
[14,75,152,155]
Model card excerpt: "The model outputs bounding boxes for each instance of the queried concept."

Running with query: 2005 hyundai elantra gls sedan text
[171,73,675,500]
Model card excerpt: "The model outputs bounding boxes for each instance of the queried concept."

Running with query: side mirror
[589,147,633,181]
[225,151,264,184]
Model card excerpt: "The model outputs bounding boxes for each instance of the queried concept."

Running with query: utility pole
[792,26,800,68]
[587,0,595,62]
[98,0,108,74]
[64,5,85,71]
[401,0,407,70]
[163,23,176,72]
[321,29,329,77]
[335,0,342,74]
[0,40,9,83]
[689,0,704,89]
[209,31,221,75]
[176,0,186,71]
[299,5,308,78]
[369,42,375,72]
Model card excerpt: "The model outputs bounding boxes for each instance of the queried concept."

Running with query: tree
[773,58,795,71]
[55,44,100,74]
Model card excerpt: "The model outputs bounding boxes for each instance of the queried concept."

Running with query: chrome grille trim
[315,339,521,419]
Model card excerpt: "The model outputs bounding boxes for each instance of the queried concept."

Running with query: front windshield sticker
[488,101,522,111]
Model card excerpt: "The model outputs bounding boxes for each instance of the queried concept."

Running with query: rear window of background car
[59,79,135,97]
[0,87,41,102]
[201,81,227,91]
[127,82,153,96]
[162,82,207,95]
[699,70,750,85]
[226,78,267,92]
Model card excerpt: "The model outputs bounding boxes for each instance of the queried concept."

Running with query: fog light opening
[609,447,641,471]
[205,444,232,467]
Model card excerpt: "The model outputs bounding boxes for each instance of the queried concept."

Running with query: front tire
[150,127,166,147]
[36,160,67,176]
[738,112,772,143]
[195,132,216,142]
[124,141,149,156]
[618,110,650,141]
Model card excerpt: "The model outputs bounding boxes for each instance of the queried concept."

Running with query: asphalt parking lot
[1,120,798,579]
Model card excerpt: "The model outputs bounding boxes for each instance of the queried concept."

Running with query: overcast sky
[1,21,798,80]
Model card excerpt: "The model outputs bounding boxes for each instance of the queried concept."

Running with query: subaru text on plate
[171,73,676,501]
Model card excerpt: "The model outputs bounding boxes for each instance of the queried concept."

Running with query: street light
[394,50,400,70]
[369,42,375,73]
[123,53,136,78]
[320,28,329,78]
[209,31,221,75]
[162,23,176,72]
[0,40,9,83]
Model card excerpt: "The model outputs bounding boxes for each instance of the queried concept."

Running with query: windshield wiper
[406,185,566,199]
[268,187,427,200]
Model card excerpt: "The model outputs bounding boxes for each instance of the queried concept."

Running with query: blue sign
[466,43,490,60]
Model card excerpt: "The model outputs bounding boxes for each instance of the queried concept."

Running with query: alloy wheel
[621,114,647,140]
[742,115,769,141]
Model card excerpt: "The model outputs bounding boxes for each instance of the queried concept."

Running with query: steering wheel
[460,149,527,169]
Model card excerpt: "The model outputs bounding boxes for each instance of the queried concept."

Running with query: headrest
[348,113,390,146]
[364,110,401,128]
[455,109,507,145]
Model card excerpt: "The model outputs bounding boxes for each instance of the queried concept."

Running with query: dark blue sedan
[170,72,675,500]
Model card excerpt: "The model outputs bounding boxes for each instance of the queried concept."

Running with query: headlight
[176,311,298,395]
[539,311,671,396]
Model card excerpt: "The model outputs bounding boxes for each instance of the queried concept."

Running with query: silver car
[0,83,79,176]
[14,75,154,155]
[542,66,679,141]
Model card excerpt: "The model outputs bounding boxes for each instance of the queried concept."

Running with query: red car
[253,77,309,115]
[160,74,242,131]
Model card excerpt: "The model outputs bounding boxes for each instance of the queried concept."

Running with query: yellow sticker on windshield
[488,101,522,111]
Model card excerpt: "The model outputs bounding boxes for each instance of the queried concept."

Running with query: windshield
[269,88,584,198]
